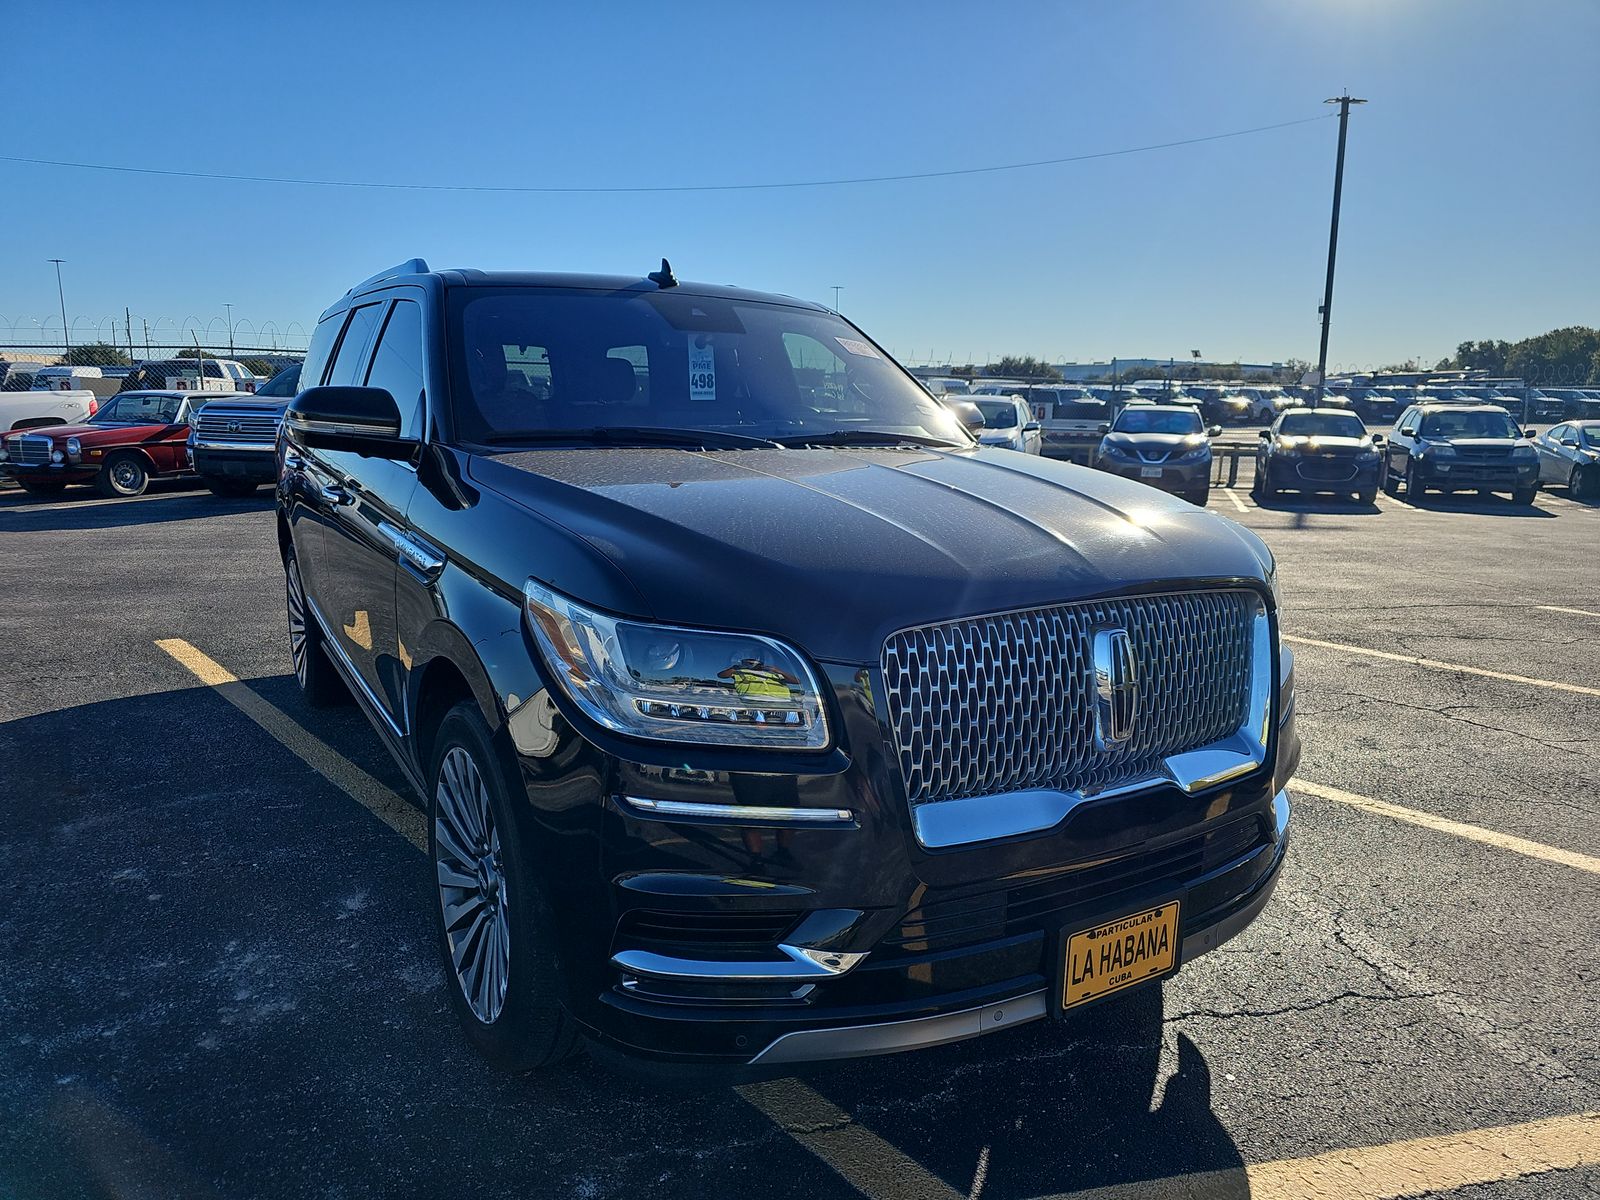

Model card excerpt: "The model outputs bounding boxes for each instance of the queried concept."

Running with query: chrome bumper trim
[611,943,866,983]
[750,990,1049,1066]
[751,788,1290,1066]
[623,795,854,826]
[190,439,275,452]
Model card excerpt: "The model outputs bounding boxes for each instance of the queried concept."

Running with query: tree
[1451,339,1512,374]
[241,357,278,379]
[1590,347,1600,387]
[1503,326,1600,388]
[948,363,977,379]
[983,355,1061,381]
[63,342,130,368]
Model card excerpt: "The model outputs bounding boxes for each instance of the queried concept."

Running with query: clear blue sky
[2,0,1595,369]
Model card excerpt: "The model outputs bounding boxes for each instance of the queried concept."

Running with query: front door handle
[283,449,304,471]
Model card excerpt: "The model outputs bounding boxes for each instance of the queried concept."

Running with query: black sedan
[1252,408,1382,503]
[1533,420,1600,499]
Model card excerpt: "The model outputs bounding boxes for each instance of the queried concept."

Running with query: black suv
[277,260,1298,1074]
[1382,402,1540,503]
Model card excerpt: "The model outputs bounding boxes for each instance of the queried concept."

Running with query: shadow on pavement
[791,983,1247,1197]
[0,487,273,533]
[1391,491,1555,517]
[0,681,1248,1199]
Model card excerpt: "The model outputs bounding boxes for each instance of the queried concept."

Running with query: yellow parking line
[1292,777,1600,875]
[1283,633,1600,698]
[1044,1111,1600,1200]
[1538,604,1600,619]
[737,1078,965,1200]
[154,638,426,850]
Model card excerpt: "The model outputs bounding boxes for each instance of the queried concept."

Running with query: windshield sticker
[834,336,881,360]
[688,338,716,401]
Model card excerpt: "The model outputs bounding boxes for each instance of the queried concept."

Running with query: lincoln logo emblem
[1092,627,1139,748]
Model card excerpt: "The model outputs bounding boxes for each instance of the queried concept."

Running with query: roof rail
[347,258,430,295]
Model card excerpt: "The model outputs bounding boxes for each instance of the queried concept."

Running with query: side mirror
[1207,425,1223,438]
[1024,421,1041,433]
[1257,429,1271,439]
[1398,426,1416,437]
[1097,422,1110,434]
[1522,428,1537,438]
[1371,432,1384,443]
[286,386,413,458]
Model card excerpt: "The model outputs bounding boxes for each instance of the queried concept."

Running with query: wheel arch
[406,619,514,783]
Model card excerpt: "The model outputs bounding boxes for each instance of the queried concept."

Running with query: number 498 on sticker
[688,340,716,401]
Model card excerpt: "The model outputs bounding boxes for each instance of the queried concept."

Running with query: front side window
[1419,410,1517,440]
[447,289,967,446]
[1112,408,1203,435]
[364,300,426,438]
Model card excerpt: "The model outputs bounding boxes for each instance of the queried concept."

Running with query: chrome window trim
[622,795,854,826]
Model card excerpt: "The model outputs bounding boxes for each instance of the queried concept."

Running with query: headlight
[1175,443,1209,461]
[1511,445,1537,461]
[1355,448,1379,463]
[1274,438,1300,455]
[1101,443,1132,459]
[1419,443,1457,460]
[522,582,829,750]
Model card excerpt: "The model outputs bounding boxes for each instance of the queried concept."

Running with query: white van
[29,365,104,392]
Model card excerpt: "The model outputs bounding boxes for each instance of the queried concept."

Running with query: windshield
[973,400,1018,428]
[1278,411,1366,438]
[1113,408,1203,435]
[255,364,302,398]
[1419,409,1517,439]
[449,289,969,447]
[1052,398,1109,419]
[90,392,189,424]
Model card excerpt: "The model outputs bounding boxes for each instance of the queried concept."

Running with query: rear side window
[326,303,384,387]
[363,300,426,438]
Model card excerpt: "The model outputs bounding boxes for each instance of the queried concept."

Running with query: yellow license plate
[1062,900,1180,1009]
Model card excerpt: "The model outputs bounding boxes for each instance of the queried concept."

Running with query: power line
[0,114,1334,196]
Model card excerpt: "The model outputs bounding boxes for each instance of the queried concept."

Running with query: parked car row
[0,364,298,497]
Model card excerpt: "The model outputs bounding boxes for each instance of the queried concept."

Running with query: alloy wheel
[286,562,309,687]
[434,746,511,1025]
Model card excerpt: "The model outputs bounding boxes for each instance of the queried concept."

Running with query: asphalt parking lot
[2,469,1597,1199]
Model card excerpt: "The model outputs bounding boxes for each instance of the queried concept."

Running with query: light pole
[48,259,69,355]
[1314,94,1367,409]
[224,303,234,356]
[831,286,843,311]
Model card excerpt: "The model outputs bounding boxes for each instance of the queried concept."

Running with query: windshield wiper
[478,426,781,449]
[774,429,962,449]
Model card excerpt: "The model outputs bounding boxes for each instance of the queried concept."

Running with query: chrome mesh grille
[193,409,281,444]
[6,434,52,465]
[880,590,1257,808]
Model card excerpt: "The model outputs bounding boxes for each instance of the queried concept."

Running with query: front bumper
[1266,455,1380,493]
[0,462,95,484]
[190,443,279,482]
[518,648,1300,1072]
[1415,460,1539,490]
[1096,457,1210,494]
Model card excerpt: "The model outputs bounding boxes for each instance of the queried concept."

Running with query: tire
[95,452,150,498]
[1381,460,1399,496]
[1257,471,1277,501]
[205,477,260,497]
[1512,486,1537,506]
[1404,459,1423,501]
[16,479,67,496]
[284,550,348,707]
[1570,466,1594,501]
[429,702,579,1072]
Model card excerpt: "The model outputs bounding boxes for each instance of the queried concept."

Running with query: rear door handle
[318,482,353,506]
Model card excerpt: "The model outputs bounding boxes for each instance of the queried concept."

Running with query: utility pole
[125,307,134,362]
[224,303,235,356]
[1314,94,1366,409]
[831,286,842,311]
[48,259,69,356]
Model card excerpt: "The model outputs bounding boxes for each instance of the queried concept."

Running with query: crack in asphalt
[1166,988,1440,1025]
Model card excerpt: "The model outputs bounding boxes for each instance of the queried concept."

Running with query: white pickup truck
[0,387,98,431]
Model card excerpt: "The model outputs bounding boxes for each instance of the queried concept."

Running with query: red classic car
[0,389,243,498]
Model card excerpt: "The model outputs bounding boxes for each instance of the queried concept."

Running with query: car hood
[3,422,168,442]
[977,429,1021,442]
[467,445,1271,662]
[1101,432,1208,454]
